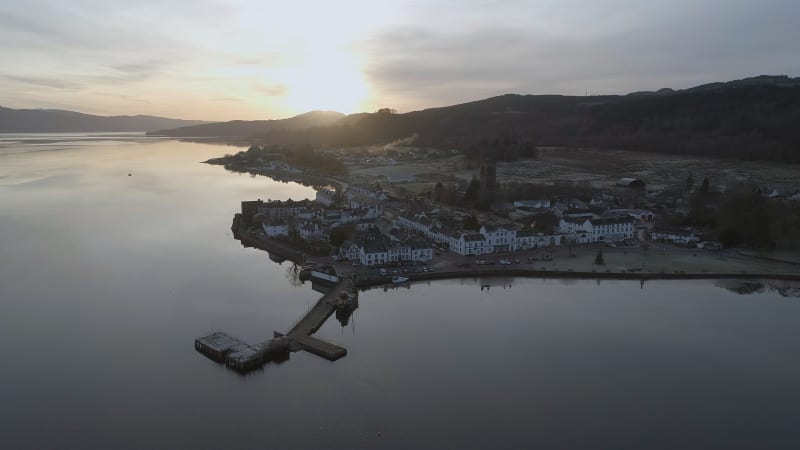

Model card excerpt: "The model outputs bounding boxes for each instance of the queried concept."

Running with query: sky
[1,0,799,121]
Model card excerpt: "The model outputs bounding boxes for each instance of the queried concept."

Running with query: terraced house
[559,215,635,243]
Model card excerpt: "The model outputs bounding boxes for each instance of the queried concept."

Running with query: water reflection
[4,134,800,449]
[284,262,303,287]
[716,279,800,297]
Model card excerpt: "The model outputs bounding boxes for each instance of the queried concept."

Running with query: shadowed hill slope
[155,75,800,162]
[0,107,211,132]
[148,110,345,138]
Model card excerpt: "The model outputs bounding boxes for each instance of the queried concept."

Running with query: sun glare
[282,46,368,114]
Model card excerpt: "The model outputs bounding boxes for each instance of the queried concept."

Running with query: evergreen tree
[464,176,481,201]
[595,249,605,265]
[699,177,710,193]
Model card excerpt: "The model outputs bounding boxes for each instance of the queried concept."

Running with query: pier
[195,278,355,372]
[291,335,347,361]
[288,278,353,336]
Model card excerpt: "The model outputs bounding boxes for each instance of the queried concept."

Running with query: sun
[283,46,368,114]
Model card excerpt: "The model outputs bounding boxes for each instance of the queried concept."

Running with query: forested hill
[147,110,345,137]
[0,107,210,132]
[154,75,800,162]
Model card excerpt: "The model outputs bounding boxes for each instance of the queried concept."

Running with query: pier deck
[284,279,353,361]
[292,335,347,360]
[288,279,352,336]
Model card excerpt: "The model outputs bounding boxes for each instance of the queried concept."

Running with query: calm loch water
[1,134,799,449]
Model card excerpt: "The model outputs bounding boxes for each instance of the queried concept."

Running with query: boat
[392,275,410,284]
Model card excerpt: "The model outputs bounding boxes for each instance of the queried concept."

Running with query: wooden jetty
[196,279,355,373]
[288,279,352,336]
[291,335,347,361]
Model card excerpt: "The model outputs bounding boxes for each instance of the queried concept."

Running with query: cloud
[94,92,151,105]
[361,0,800,111]
[211,97,244,102]
[252,82,289,97]
[0,75,84,91]
[1,0,799,120]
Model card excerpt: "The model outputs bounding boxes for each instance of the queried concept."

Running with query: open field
[343,147,800,194]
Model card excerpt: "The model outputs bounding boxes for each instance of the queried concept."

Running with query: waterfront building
[297,221,326,241]
[356,239,433,266]
[315,187,336,206]
[338,241,361,261]
[257,199,312,219]
[452,233,489,256]
[262,219,289,237]
[397,213,564,255]
[559,216,635,243]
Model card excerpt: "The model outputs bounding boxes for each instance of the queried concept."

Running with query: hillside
[0,107,210,132]
[147,110,345,137]
[249,76,800,162]
[149,75,800,163]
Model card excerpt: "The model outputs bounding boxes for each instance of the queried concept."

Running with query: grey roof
[562,217,591,224]
[653,226,694,235]
[463,234,486,242]
[362,242,387,254]
[406,240,431,249]
[196,332,245,353]
[592,216,635,225]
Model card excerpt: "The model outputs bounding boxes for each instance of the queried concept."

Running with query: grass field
[344,147,800,195]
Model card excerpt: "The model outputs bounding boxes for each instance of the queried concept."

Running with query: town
[231,152,800,283]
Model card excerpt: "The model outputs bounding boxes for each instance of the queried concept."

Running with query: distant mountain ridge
[189,74,798,163]
[0,106,211,132]
[10,75,800,162]
[147,110,345,138]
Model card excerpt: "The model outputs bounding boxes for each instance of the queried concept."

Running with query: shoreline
[352,269,800,290]
[206,160,346,192]
[232,218,800,286]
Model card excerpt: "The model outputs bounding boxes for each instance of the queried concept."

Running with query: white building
[513,199,551,209]
[315,187,336,206]
[515,230,562,250]
[480,225,517,253]
[357,239,433,266]
[346,184,387,208]
[651,226,700,245]
[297,221,325,241]
[359,242,388,266]
[338,241,361,261]
[590,216,635,242]
[257,200,311,219]
[262,219,289,238]
[397,213,564,255]
[559,216,634,243]
[452,233,489,256]
[407,240,433,262]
